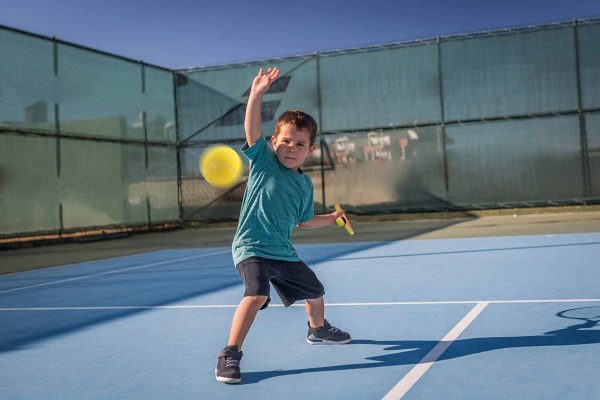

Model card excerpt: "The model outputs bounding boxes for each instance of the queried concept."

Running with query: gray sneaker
[215,345,243,384]
[307,319,351,345]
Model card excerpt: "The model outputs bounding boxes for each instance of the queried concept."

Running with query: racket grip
[335,204,345,227]
[334,204,354,235]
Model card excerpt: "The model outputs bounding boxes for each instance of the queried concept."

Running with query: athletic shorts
[236,256,325,310]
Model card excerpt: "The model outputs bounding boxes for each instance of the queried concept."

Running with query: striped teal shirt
[232,136,314,265]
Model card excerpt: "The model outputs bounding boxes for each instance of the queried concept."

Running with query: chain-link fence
[179,19,600,220]
[0,25,179,238]
[2,19,600,238]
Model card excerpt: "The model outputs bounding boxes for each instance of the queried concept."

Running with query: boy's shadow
[241,308,600,384]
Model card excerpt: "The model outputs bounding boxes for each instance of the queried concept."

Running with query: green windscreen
[441,26,578,121]
[59,139,146,228]
[144,68,177,142]
[178,20,600,220]
[3,19,600,236]
[579,22,600,109]
[0,27,178,237]
[58,44,144,139]
[586,113,600,197]
[319,43,441,131]
[445,116,583,205]
[0,29,56,132]
[321,127,446,212]
[146,146,179,221]
[0,134,60,234]
[180,57,318,143]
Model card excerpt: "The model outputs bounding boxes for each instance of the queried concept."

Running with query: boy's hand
[250,68,280,97]
[331,209,345,224]
[296,209,345,230]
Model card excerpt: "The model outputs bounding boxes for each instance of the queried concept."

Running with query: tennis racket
[335,204,354,236]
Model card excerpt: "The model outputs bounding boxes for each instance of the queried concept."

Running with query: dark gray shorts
[236,256,325,310]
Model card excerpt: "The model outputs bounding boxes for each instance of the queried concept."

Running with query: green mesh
[146,146,179,221]
[445,116,583,205]
[144,67,176,142]
[0,134,60,234]
[57,44,144,139]
[2,20,600,236]
[319,43,441,131]
[579,23,600,109]
[180,57,318,142]
[320,127,446,212]
[59,139,147,228]
[0,29,57,132]
[442,26,578,121]
[586,113,600,196]
[175,75,243,141]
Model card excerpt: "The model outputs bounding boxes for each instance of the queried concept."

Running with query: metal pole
[573,18,591,197]
[53,35,64,234]
[437,36,450,194]
[316,52,326,213]
[173,72,185,225]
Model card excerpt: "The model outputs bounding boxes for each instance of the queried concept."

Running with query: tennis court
[1,212,599,399]
[3,12,600,400]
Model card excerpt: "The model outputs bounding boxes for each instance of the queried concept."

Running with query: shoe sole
[306,338,352,345]
[215,369,241,384]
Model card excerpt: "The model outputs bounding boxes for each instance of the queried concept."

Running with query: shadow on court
[0,241,400,353]
[240,312,600,385]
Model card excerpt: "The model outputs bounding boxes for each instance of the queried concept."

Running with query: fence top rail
[3,15,600,75]
[0,23,172,73]
[180,16,600,73]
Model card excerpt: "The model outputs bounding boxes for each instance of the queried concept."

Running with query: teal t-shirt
[232,136,315,265]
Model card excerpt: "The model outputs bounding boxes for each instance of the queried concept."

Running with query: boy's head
[271,110,318,170]
[274,110,318,146]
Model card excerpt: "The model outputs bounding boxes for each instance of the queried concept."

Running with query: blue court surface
[1,232,599,399]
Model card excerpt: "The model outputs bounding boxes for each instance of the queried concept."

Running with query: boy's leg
[216,295,267,384]
[228,295,269,348]
[305,296,351,345]
[305,296,325,329]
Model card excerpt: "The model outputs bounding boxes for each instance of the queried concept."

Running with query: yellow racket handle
[335,204,354,236]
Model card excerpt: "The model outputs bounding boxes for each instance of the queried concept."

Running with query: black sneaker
[215,345,243,384]
[307,319,351,345]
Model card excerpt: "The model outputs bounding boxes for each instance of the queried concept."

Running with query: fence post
[573,18,591,197]
[316,52,326,213]
[437,36,450,194]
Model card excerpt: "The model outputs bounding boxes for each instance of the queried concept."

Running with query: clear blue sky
[1,0,599,70]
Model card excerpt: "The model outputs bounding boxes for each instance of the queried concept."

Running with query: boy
[215,67,351,384]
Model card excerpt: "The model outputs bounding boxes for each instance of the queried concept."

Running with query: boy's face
[271,123,315,170]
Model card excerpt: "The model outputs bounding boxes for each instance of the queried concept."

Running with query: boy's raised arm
[244,67,280,146]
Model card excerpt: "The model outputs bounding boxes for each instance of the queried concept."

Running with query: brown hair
[274,110,318,146]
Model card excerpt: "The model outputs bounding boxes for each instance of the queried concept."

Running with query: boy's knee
[244,295,269,307]
[305,296,323,304]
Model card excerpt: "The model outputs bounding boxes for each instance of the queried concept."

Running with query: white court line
[382,302,489,400]
[0,250,228,295]
[1,298,599,311]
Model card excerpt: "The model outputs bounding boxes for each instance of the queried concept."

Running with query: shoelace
[327,326,341,334]
[224,356,240,369]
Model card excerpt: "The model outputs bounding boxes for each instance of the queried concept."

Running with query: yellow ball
[199,145,243,189]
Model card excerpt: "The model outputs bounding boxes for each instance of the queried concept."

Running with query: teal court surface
[1,232,599,399]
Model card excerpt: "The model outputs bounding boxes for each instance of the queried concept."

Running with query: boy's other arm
[297,210,344,230]
[245,67,280,146]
